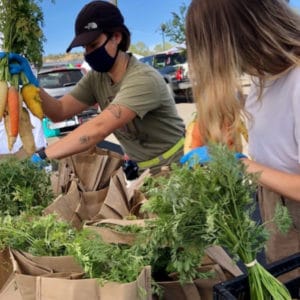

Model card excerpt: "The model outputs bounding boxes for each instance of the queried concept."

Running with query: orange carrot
[4,113,16,151]
[7,86,19,138]
[191,120,204,149]
[184,118,204,154]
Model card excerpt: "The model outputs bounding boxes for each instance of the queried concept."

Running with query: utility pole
[161,24,166,51]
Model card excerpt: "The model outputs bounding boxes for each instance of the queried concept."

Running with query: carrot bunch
[0,53,42,154]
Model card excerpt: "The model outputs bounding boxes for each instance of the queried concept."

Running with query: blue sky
[41,0,300,55]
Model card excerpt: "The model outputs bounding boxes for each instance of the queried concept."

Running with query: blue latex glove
[180,146,211,165]
[0,52,7,59]
[31,153,48,169]
[180,146,247,167]
[8,53,39,86]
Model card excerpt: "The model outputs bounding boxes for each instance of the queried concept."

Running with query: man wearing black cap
[10,0,186,176]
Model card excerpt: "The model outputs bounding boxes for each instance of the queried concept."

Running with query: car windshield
[38,69,83,89]
[141,52,186,70]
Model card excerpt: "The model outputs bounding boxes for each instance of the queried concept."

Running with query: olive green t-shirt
[70,55,185,162]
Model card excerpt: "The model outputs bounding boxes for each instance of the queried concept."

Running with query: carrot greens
[0,157,53,216]
[140,144,292,299]
[0,213,148,284]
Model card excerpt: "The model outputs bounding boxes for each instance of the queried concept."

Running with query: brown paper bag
[44,167,147,229]
[13,266,151,300]
[155,265,223,300]
[81,188,109,219]
[197,246,243,299]
[0,248,13,290]
[154,281,201,300]
[57,147,124,193]
[9,249,84,276]
[56,156,74,194]
[90,167,129,220]
[92,168,150,221]
[50,170,60,197]
[127,169,151,200]
[0,249,84,299]
[44,180,108,229]
[85,218,147,245]
[0,249,152,300]
[155,246,243,300]
[193,264,227,300]
[48,156,150,229]
[0,277,22,300]
[44,180,87,229]
[127,169,151,218]
[204,246,242,277]
[85,220,242,300]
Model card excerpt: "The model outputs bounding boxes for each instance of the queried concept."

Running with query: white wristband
[245,259,258,268]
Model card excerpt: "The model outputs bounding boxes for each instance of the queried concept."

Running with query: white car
[38,66,98,136]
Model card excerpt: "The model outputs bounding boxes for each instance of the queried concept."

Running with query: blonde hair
[186,0,300,149]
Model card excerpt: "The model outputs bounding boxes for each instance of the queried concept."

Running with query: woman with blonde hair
[183,0,300,265]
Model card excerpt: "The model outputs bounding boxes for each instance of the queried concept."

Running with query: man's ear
[113,32,122,44]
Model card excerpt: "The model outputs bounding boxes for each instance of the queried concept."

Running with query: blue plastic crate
[42,118,60,138]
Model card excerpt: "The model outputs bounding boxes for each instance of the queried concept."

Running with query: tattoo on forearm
[79,135,90,144]
[107,104,122,119]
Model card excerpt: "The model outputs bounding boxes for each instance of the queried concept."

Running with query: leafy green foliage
[0,213,147,284]
[68,230,146,284]
[0,157,53,216]
[0,214,76,256]
[0,144,292,297]
[160,3,187,45]
[139,143,292,299]
[191,144,291,299]
[0,0,55,68]
[139,164,212,282]
[96,223,143,234]
[274,204,293,234]
[204,145,266,261]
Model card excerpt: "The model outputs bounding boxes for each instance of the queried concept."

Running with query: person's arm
[242,158,300,202]
[44,103,136,159]
[40,88,90,122]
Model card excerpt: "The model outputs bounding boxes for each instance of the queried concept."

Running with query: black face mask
[84,36,118,73]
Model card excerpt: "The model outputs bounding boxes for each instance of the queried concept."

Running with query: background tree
[153,42,174,53]
[0,0,54,69]
[160,2,187,45]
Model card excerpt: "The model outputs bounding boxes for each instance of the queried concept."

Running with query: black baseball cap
[66,1,125,52]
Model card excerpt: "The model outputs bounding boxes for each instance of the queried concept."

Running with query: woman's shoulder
[286,65,300,80]
[276,66,300,92]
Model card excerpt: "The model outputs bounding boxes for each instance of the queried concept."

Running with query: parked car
[38,66,98,136]
[139,48,193,103]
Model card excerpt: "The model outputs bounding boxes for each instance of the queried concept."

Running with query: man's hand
[30,148,50,170]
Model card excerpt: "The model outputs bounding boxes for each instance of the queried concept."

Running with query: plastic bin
[213,253,300,299]
[42,118,60,138]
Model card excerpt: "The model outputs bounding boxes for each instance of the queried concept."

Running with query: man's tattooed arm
[107,104,122,119]
[79,135,90,144]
